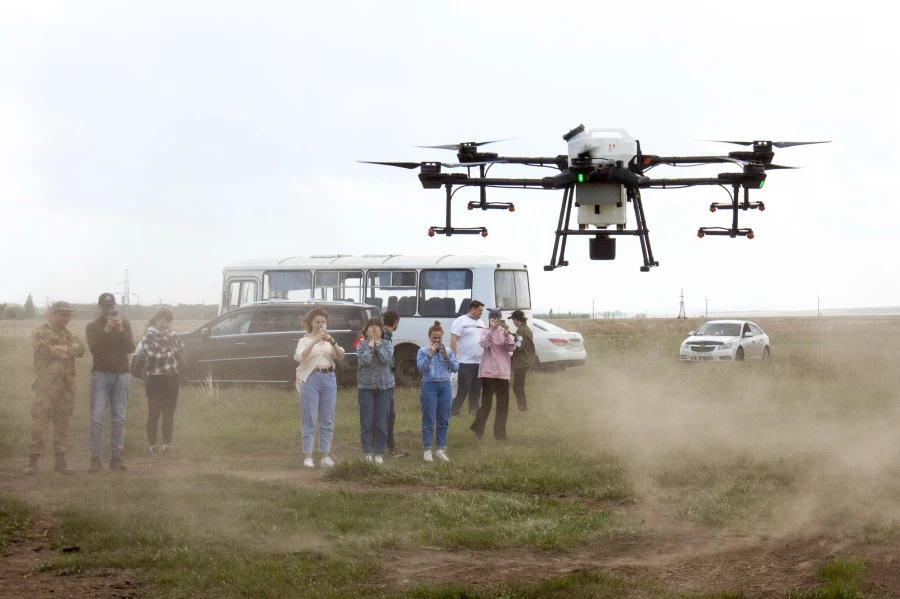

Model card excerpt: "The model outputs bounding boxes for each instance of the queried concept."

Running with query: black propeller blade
[416,138,515,151]
[358,160,493,170]
[358,161,422,169]
[720,157,798,171]
[705,140,830,148]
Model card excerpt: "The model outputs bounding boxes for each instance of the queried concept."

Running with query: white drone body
[566,128,637,228]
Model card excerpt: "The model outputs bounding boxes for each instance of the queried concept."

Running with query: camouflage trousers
[29,375,76,457]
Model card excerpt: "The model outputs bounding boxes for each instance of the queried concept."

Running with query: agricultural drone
[362,125,829,271]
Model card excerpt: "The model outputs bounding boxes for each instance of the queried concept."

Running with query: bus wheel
[394,345,422,387]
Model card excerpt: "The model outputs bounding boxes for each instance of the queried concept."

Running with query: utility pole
[677,289,687,319]
[705,298,708,319]
[117,269,138,319]
[817,295,820,317]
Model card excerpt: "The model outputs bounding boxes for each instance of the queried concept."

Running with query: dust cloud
[550,317,900,534]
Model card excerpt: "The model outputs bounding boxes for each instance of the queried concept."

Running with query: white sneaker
[320,456,335,468]
[374,455,384,465]
[364,455,373,463]
[303,457,315,468]
[423,450,434,462]
[435,449,450,462]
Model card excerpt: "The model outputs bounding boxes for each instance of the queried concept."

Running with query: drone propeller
[705,140,830,148]
[719,157,798,171]
[359,161,422,169]
[358,160,492,170]
[415,138,515,151]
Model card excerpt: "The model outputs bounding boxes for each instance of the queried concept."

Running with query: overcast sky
[2,0,897,316]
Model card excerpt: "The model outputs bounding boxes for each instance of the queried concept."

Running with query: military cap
[50,301,74,313]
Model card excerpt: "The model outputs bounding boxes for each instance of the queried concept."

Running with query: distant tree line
[0,295,217,322]
[535,309,637,320]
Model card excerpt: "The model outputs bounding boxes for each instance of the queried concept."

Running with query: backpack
[129,341,147,381]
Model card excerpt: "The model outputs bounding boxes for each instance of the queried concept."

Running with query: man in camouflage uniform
[25,301,85,475]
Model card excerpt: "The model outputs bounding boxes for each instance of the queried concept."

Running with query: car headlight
[681,341,690,349]
[719,342,733,350]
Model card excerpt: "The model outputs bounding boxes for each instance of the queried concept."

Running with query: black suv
[180,300,378,386]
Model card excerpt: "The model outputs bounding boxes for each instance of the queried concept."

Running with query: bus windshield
[494,270,531,310]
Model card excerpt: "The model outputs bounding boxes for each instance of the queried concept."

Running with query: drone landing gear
[698,184,757,239]
[428,183,488,237]
[543,185,658,272]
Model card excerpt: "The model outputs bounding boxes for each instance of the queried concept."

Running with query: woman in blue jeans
[294,307,344,469]
[416,321,459,462]
[356,317,394,464]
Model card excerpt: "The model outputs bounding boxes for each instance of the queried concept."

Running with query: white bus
[220,255,532,385]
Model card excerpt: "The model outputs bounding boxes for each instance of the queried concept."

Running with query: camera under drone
[362,125,828,272]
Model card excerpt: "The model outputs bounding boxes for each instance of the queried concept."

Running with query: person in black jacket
[85,293,135,472]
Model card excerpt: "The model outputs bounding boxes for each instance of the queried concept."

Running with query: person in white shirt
[294,307,345,469]
[449,300,485,416]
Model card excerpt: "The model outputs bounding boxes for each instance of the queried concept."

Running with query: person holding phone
[356,317,393,464]
[85,292,135,472]
[509,310,535,413]
[416,321,459,462]
[470,308,516,441]
[294,307,344,468]
[141,308,185,459]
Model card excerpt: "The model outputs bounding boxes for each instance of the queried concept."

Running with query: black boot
[23,455,38,475]
[110,452,128,471]
[54,453,74,475]
[88,455,102,473]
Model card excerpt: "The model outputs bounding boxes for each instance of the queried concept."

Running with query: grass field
[1,316,899,597]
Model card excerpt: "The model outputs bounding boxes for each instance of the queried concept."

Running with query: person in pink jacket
[470,308,516,441]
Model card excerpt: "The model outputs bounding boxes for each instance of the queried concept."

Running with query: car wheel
[735,347,745,361]
[761,346,770,361]
[394,345,422,387]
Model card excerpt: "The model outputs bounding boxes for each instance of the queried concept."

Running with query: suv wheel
[394,345,422,387]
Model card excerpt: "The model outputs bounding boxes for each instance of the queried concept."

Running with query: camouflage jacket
[32,322,85,390]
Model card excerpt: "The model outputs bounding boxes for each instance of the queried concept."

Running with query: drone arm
[641,177,722,188]
[642,155,745,167]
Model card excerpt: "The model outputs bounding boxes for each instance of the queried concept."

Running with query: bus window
[265,270,313,301]
[226,280,258,312]
[419,269,473,317]
[314,270,364,303]
[494,270,531,310]
[367,270,416,315]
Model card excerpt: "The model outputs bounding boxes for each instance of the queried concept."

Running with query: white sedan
[530,319,587,370]
[680,320,770,362]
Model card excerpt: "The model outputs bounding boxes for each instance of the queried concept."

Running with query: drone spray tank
[563,126,637,260]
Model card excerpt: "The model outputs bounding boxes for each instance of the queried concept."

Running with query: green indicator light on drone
[577,173,585,183]
[759,179,765,189]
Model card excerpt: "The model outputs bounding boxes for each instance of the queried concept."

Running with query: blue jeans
[89,372,130,456]
[420,380,452,450]
[300,371,337,455]
[358,388,392,456]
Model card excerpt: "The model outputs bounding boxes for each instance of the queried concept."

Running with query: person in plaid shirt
[140,308,185,458]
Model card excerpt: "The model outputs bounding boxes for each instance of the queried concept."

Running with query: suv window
[323,306,371,332]
[249,310,302,334]
[210,311,253,336]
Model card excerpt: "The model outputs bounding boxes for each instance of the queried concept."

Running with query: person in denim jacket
[416,320,459,462]
[356,317,394,464]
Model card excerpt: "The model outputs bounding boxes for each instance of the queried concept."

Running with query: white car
[529,319,587,370]
[680,320,770,362]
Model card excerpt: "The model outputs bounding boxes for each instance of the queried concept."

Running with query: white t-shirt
[450,314,486,363]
